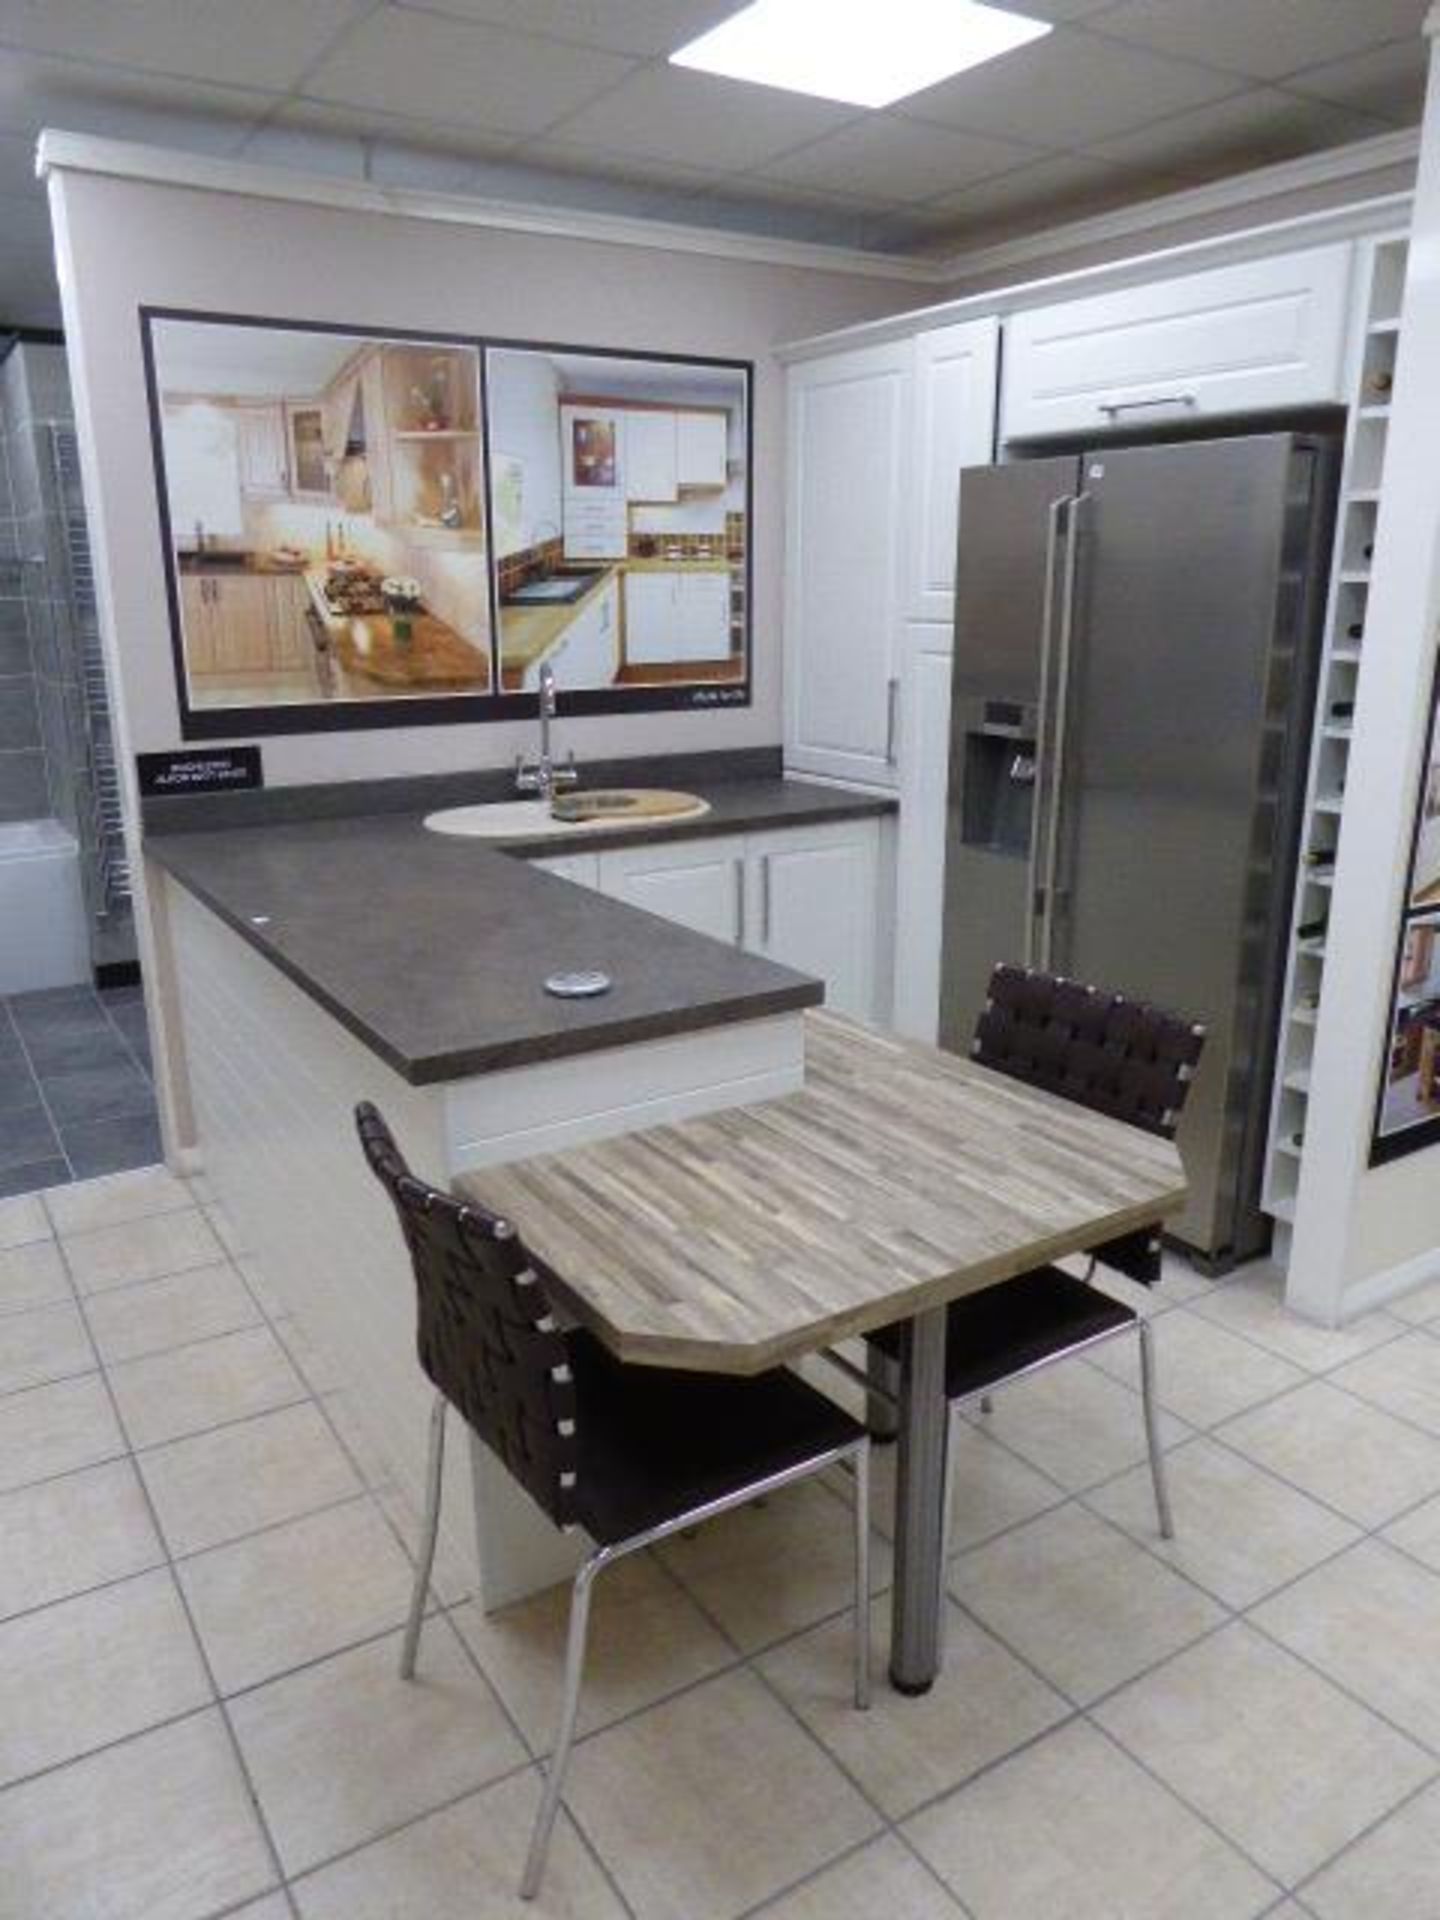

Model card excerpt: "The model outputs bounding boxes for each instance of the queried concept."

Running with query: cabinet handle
[734,856,746,947]
[1097,393,1197,418]
[761,852,772,944]
[885,676,900,767]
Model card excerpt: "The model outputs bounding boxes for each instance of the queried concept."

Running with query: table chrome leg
[890,1304,949,1695]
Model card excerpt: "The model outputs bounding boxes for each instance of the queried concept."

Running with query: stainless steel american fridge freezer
[938,432,1339,1268]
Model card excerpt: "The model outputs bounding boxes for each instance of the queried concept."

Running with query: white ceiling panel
[1087,0,1430,83]
[0,50,273,145]
[393,0,737,57]
[0,0,371,93]
[899,26,1247,147]
[1090,86,1392,180]
[927,149,1145,218]
[543,62,859,173]
[753,114,1047,204]
[1287,39,1428,125]
[304,8,637,135]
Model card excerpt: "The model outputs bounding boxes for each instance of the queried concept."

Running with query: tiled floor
[0,986,159,1196]
[4,1169,1440,1917]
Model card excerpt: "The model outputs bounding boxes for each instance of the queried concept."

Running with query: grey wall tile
[0,747,50,820]
[0,604,32,678]
[0,676,39,751]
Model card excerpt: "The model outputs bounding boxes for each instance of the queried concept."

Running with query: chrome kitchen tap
[515,662,578,803]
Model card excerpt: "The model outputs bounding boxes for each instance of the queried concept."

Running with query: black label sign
[137,746,263,798]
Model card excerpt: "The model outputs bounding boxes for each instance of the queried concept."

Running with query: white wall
[485,349,562,558]
[46,158,920,791]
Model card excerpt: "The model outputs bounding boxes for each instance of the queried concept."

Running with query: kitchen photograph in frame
[1374,652,1440,1162]
[484,344,752,709]
[143,310,495,737]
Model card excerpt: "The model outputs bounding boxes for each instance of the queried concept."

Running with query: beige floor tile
[1094,1622,1436,1886]
[275,1314,345,1395]
[0,1371,124,1493]
[1330,1328,1440,1437]
[0,1239,70,1315]
[86,1260,259,1364]
[860,1422,1065,1551]
[452,1552,733,1752]
[1086,1436,1359,1609]
[202,1199,250,1261]
[139,1400,361,1558]
[0,1707,276,1920]
[62,1205,225,1295]
[754,1834,965,1918]
[564,1668,880,1920]
[44,1164,192,1237]
[904,1719,1274,1920]
[0,1298,92,1396]
[1383,1276,1440,1326]
[108,1324,307,1451]
[1304,1779,1440,1917]
[291,1767,627,1918]
[0,1568,211,1785]
[952,1502,1222,1704]
[231,1617,526,1876]
[0,1458,163,1620]
[1382,1487,1440,1572]
[760,1591,1068,1818]
[977,1362,1188,1492]
[0,1190,50,1250]
[1218,1380,1440,1528]
[656,1477,890,1652]
[1087,1307,1306,1429]
[178,1496,418,1694]
[1189,1276,1402,1372]
[1252,1540,1440,1751]
[225,1899,293,1920]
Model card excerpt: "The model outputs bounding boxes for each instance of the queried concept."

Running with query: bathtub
[0,819,89,994]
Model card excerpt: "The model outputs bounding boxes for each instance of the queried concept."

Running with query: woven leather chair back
[356,1103,580,1528]
[972,963,1206,1282]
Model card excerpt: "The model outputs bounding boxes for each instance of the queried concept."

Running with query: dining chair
[866,963,1206,1552]
[356,1102,872,1901]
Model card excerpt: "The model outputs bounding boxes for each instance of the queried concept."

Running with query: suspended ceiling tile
[1087,0,1431,84]
[1285,39,1428,126]
[1088,85,1394,180]
[391,0,739,58]
[755,116,1048,206]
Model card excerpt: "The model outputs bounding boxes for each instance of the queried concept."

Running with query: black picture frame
[139,307,754,740]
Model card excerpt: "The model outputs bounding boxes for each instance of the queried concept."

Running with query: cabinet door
[237,405,288,495]
[908,319,999,623]
[551,580,619,688]
[210,576,273,671]
[893,625,954,1041]
[178,573,215,674]
[598,836,746,945]
[531,852,601,888]
[747,821,880,1021]
[624,411,677,501]
[1001,244,1352,441]
[676,574,731,661]
[676,412,727,487]
[623,572,679,664]
[266,576,311,669]
[785,341,909,789]
[360,351,394,523]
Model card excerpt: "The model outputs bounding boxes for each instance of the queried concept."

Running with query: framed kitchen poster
[1373,652,1440,1162]
[142,309,497,738]
[484,342,752,714]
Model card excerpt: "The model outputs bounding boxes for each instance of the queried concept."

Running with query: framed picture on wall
[140,309,753,737]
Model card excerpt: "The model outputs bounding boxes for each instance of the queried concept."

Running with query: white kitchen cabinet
[622,573,675,665]
[236,404,288,496]
[677,411,728,488]
[623,571,731,664]
[893,625,954,1041]
[746,820,881,1022]
[676,573,731,660]
[544,576,620,690]
[598,835,746,945]
[532,852,602,888]
[784,339,911,790]
[624,411,678,502]
[908,319,999,622]
[1001,244,1352,442]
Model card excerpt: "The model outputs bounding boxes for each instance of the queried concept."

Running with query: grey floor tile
[0,1159,69,1199]
[61,1113,163,1180]
[40,1059,156,1126]
[0,1102,63,1175]
[23,1026,134,1080]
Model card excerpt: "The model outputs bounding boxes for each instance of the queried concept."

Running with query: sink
[424,791,711,840]
[502,568,607,608]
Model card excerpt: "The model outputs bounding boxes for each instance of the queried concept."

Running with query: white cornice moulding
[37,122,1419,300]
[34,128,938,285]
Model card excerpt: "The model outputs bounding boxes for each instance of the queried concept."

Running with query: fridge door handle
[1038,490,1090,971]
[1026,494,1071,969]
[885,676,900,767]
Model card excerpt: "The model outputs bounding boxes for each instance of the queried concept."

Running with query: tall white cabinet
[784,318,998,793]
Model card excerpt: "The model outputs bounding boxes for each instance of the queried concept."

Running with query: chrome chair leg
[400,1391,447,1680]
[1137,1319,1174,1541]
[853,1441,872,1711]
[522,1547,607,1901]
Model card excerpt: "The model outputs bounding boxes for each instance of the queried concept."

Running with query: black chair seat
[567,1330,862,1546]
[866,1266,1136,1402]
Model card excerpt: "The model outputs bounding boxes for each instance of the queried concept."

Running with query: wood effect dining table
[458,1010,1188,1693]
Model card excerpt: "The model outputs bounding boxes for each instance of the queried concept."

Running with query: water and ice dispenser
[957,699,1037,859]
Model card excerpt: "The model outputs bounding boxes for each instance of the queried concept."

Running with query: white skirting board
[162,878,805,1610]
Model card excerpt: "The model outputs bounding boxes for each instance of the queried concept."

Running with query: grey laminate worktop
[145,770,893,1087]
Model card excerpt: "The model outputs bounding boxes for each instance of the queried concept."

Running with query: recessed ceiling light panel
[670,0,1052,110]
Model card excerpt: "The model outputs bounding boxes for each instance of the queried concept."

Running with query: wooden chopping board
[551,789,711,823]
